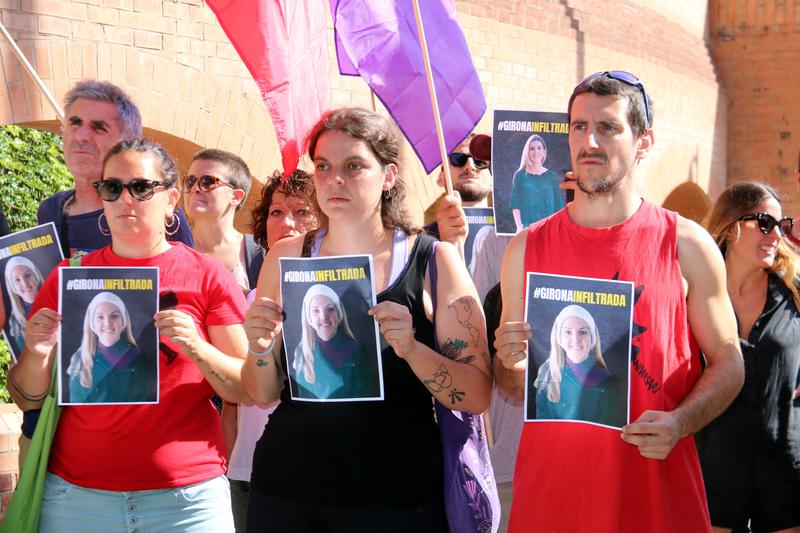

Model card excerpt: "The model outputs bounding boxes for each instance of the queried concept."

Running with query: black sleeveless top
[250,233,443,509]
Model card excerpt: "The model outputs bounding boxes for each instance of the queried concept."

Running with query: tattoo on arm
[423,364,453,392]
[440,338,476,364]
[208,369,228,383]
[255,359,270,368]
[449,389,465,404]
[423,364,467,405]
[448,297,481,347]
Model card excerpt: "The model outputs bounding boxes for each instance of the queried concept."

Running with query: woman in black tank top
[241,108,492,533]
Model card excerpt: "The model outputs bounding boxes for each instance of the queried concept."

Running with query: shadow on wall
[661,181,711,224]
[559,0,586,83]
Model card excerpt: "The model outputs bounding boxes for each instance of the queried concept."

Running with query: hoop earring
[165,213,180,236]
[383,188,392,200]
[97,213,111,237]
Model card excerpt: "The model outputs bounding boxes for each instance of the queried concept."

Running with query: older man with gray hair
[37,79,193,257]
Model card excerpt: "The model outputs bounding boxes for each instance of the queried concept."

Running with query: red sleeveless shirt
[509,201,710,533]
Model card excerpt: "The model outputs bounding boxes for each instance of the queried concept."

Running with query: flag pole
[411,0,453,196]
[0,21,65,123]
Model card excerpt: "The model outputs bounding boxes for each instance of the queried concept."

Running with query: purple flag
[330,0,486,173]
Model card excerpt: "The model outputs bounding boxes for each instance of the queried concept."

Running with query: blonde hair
[517,134,548,174]
[704,181,800,308]
[4,257,44,339]
[67,292,137,388]
[294,284,355,384]
[535,305,606,403]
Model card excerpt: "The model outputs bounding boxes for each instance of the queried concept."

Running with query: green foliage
[0,343,9,403]
[0,125,72,403]
[0,124,73,232]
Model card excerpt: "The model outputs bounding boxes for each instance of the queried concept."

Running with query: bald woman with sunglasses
[183,149,262,295]
[9,139,249,532]
[697,182,800,533]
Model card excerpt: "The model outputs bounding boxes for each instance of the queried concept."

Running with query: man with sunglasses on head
[494,71,744,532]
[424,133,492,246]
[37,79,194,259]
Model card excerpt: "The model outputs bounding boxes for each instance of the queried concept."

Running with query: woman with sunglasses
[242,107,491,532]
[697,182,800,533]
[9,139,249,531]
[184,149,260,294]
[510,134,564,233]
[224,168,319,532]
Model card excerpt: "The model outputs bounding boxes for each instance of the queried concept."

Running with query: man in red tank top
[493,72,745,533]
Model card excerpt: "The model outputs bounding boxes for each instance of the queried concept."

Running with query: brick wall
[0,404,21,521]
[709,0,800,218]
[0,0,740,518]
[1,0,726,220]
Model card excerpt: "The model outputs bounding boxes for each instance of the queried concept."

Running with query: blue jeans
[39,473,234,532]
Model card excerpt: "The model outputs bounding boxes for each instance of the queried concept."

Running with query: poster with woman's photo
[0,223,63,363]
[492,110,571,236]
[524,273,633,429]
[280,255,383,402]
[463,207,494,272]
[58,267,159,406]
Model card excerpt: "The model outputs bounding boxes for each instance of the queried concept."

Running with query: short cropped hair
[64,80,142,138]
[192,148,253,199]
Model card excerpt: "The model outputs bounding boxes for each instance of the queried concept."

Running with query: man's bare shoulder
[675,214,725,293]
[676,215,719,261]
[503,229,529,265]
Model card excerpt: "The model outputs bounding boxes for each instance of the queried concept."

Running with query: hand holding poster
[0,223,63,363]
[58,267,159,405]
[492,110,571,235]
[524,273,634,429]
[280,255,383,402]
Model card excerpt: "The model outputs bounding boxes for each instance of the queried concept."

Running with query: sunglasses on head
[93,178,166,202]
[182,174,236,193]
[591,70,652,129]
[737,212,794,236]
[448,152,489,170]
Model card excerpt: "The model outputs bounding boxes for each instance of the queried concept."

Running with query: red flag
[207,0,330,173]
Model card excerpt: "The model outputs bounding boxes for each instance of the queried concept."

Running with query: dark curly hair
[305,107,420,235]
[249,169,317,251]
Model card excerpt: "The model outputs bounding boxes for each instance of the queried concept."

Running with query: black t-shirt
[696,274,800,474]
[250,234,443,509]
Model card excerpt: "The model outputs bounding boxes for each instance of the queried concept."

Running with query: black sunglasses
[182,174,236,193]
[738,212,794,236]
[448,152,489,170]
[593,70,652,129]
[93,178,166,202]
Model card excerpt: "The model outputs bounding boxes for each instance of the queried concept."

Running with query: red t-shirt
[509,201,710,533]
[31,243,247,491]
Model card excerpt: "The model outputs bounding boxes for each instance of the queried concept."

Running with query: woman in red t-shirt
[9,139,249,532]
